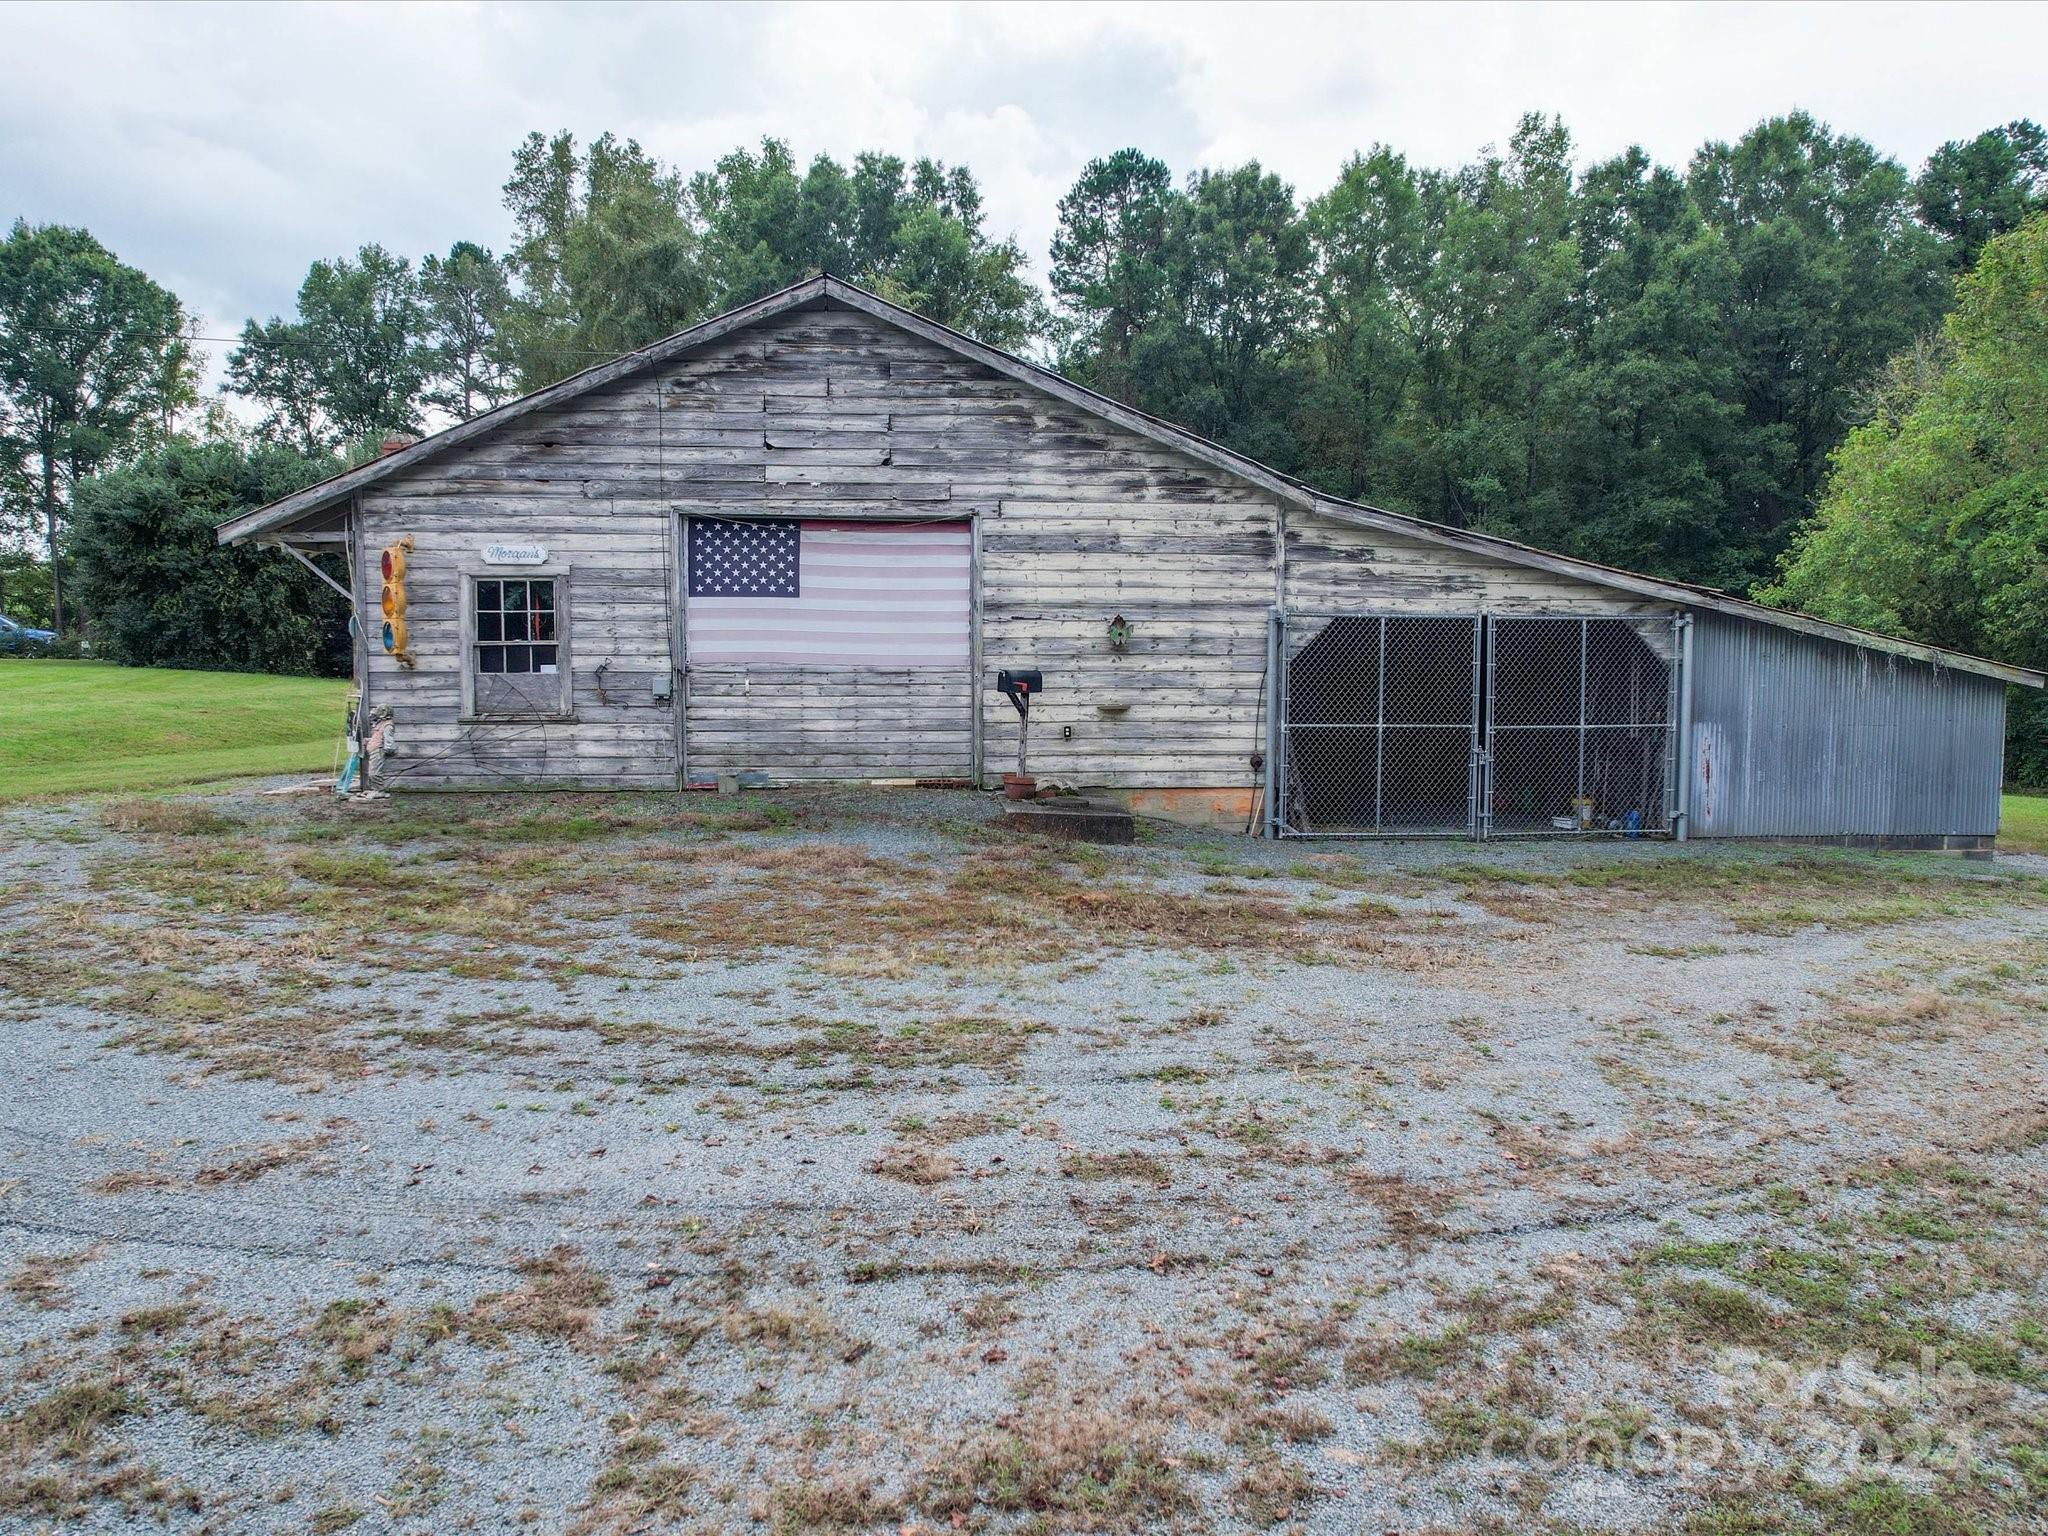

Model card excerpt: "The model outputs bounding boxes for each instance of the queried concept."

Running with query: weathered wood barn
[221,275,2044,845]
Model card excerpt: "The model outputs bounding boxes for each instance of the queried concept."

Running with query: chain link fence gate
[1269,613,1484,837]
[1483,615,1681,837]
[1268,611,1681,840]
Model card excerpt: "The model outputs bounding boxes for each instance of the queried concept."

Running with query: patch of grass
[1657,1278,1783,1346]
[1796,1476,1982,1535]
[118,1303,196,1338]
[1438,849,2045,937]
[1060,1149,1172,1185]
[467,1247,612,1343]
[1408,1398,1535,1463]
[1348,1170,1455,1246]
[1,660,347,801]
[919,1404,1192,1532]
[100,797,246,837]
[1344,1325,1477,1384]
[869,1143,960,1185]
[5,1247,100,1310]
[1230,1455,1314,1526]
[312,1298,400,1371]
[1734,895,1956,935]
[1635,1238,2043,1383]
[2001,791,2048,855]
[767,1475,900,1533]
[6,1377,141,1461]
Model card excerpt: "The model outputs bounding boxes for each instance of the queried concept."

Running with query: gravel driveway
[3,786,2045,1534]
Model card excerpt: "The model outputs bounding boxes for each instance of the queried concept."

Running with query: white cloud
[4,0,2042,395]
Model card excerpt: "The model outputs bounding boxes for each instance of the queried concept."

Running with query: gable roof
[218,274,2045,689]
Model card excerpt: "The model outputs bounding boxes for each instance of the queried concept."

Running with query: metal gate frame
[1266,610,1684,841]
[1479,614,1684,839]
[1267,611,1484,839]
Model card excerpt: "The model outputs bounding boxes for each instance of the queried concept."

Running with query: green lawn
[2003,790,2048,855]
[0,659,349,800]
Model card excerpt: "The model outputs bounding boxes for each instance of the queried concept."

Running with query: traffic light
[380,537,414,666]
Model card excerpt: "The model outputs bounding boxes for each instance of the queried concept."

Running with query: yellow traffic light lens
[381,581,405,619]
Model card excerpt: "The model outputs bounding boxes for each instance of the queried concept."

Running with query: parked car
[0,614,57,655]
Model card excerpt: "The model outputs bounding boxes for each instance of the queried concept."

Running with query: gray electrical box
[652,673,674,702]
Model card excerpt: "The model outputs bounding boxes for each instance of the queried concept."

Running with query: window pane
[533,645,558,673]
[532,581,554,611]
[476,580,500,611]
[503,580,526,612]
[477,610,502,641]
[534,611,555,641]
[505,646,532,674]
[479,645,505,673]
[501,607,528,642]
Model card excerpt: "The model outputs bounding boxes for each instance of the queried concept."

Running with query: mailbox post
[995,670,1043,782]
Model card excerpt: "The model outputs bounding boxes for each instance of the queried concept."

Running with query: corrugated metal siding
[1685,612,2006,838]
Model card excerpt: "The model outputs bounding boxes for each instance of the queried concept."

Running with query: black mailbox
[995,669,1042,702]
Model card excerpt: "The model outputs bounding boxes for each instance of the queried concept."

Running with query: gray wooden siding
[685,670,974,782]
[1284,512,1671,617]
[356,503,675,789]
[358,302,1672,792]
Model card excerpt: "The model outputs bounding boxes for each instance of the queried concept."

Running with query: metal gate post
[1374,615,1389,833]
[1672,612,1693,839]
[1474,616,1492,840]
[1577,618,1590,808]
[1265,608,1284,839]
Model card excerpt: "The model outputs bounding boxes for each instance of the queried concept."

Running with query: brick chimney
[380,435,417,457]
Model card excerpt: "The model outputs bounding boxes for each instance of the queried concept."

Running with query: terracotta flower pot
[1001,773,1037,801]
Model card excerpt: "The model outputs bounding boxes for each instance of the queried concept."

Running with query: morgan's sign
[480,543,547,566]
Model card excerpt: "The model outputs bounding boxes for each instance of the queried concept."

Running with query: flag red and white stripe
[685,519,970,668]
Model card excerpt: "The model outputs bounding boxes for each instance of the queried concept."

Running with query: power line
[182,333,629,357]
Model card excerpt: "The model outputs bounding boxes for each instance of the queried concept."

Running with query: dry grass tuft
[1230,1454,1315,1526]
[919,1401,1192,1532]
[1060,1149,1172,1185]
[311,1298,401,1370]
[1348,1169,1456,1247]
[93,1133,336,1195]
[469,1247,613,1342]
[99,798,244,838]
[5,1247,102,1311]
[765,1474,902,1533]
[870,1144,961,1186]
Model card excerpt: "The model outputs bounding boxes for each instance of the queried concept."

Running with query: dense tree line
[1049,114,2044,592]
[1765,212,2048,782]
[2,116,2044,782]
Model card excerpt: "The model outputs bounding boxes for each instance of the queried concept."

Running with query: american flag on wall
[685,518,970,668]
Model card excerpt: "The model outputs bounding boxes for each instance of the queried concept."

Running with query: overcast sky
[5,0,2044,389]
